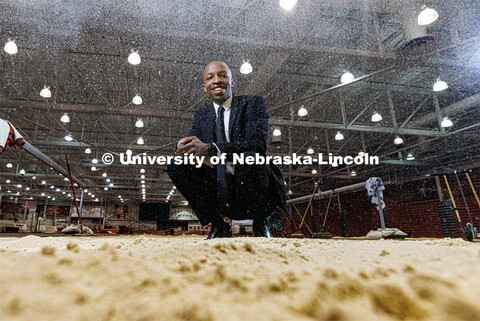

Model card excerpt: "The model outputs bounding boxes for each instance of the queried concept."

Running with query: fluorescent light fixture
[298,105,308,117]
[137,137,144,145]
[418,6,439,25]
[307,148,314,155]
[240,61,253,75]
[135,119,144,128]
[273,128,281,136]
[60,113,70,123]
[371,112,382,122]
[279,0,298,10]
[64,134,73,141]
[433,79,448,92]
[40,86,52,98]
[4,39,18,55]
[341,71,354,84]
[441,117,453,128]
[335,131,344,141]
[394,136,404,145]
[132,95,143,105]
[128,51,141,65]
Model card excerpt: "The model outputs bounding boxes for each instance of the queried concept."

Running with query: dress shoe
[253,221,272,238]
[207,221,232,240]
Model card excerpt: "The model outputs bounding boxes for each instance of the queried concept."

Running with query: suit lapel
[205,103,215,143]
[229,95,241,137]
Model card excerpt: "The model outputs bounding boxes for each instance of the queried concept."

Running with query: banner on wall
[71,205,102,218]
[169,207,198,221]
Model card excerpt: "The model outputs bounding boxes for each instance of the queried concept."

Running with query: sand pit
[0,236,479,321]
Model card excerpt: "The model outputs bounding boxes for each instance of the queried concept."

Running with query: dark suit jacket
[189,95,286,210]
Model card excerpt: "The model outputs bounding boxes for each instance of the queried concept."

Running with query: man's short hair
[203,59,230,74]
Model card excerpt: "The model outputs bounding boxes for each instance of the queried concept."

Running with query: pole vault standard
[22,141,86,233]
[427,170,477,241]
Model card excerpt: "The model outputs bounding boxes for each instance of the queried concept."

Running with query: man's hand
[175,136,209,157]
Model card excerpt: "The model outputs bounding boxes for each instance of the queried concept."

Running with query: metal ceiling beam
[270,119,442,136]
[405,92,480,128]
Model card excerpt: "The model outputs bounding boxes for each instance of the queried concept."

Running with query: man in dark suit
[168,60,286,239]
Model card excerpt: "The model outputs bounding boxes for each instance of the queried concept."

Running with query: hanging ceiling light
[279,0,298,10]
[6,179,10,183]
[140,168,145,174]
[102,172,107,177]
[32,176,36,180]
[433,79,448,92]
[106,178,111,183]
[137,137,144,145]
[26,187,30,191]
[19,168,25,175]
[417,6,439,26]
[406,153,415,160]
[307,148,314,155]
[92,158,98,164]
[341,71,354,84]
[91,166,96,171]
[441,117,453,128]
[6,163,12,168]
[394,136,404,145]
[273,128,281,137]
[4,39,18,55]
[132,95,143,105]
[64,134,73,141]
[358,151,365,157]
[104,187,108,191]
[39,86,52,98]
[331,162,338,167]
[298,105,308,117]
[85,148,92,154]
[240,60,253,74]
[128,50,141,65]
[350,170,357,177]
[335,131,344,141]
[311,169,318,174]
[371,112,383,122]
[109,183,113,187]
[60,113,70,123]
[41,180,46,184]
[135,119,144,128]
[140,175,145,179]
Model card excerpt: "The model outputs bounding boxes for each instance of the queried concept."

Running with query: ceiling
[0,0,479,203]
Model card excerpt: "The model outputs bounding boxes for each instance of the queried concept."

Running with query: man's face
[203,61,233,104]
